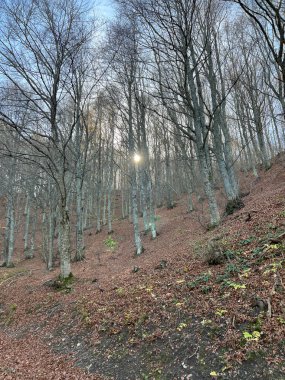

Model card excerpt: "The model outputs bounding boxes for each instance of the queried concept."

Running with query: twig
[232,315,236,328]
[267,298,272,318]
[188,346,199,359]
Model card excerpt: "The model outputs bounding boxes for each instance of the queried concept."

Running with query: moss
[47,273,74,292]
[245,349,265,361]
[4,303,17,326]
[250,316,263,332]
[225,198,244,215]
[207,223,218,231]
[60,272,74,283]
[5,262,15,268]
[205,238,228,265]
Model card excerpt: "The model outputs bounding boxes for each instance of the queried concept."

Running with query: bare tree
[0,0,94,277]
[229,0,285,119]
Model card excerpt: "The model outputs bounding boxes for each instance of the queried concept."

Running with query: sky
[95,0,116,20]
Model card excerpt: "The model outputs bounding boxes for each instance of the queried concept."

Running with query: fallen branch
[0,270,30,287]
[189,346,199,359]
[232,315,236,328]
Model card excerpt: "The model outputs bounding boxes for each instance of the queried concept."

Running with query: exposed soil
[1,155,285,379]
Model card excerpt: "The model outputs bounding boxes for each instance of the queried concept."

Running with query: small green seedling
[177,322,187,331]
[104,236,117,250]
[215,308,227,317]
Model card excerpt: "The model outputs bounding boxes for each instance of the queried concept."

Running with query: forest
[0,0,285,379]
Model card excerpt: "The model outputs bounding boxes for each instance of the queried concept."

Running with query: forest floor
[1,155,285,379]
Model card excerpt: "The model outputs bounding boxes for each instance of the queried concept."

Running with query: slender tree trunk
[30,207,37,259]
[2,203,10,265]
[47,210,55,270]
[75,174,85,261]
[41,210,48,264]
[128,80,143,255]
[96,116,103,234]
[269,100,282,152]
[24,193,32,259]
[59,204,71,278]
[7,194,15,268]
[130,165,143,255]
[188,44,220,226]
[107,122,115,233]
[102,192,107,226]
[139,167,149,233]
[198,147,220,226]
[163,131,173,209]
[206,37,239,201]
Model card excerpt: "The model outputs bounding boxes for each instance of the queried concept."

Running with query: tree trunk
[59,205,71,278]
[131,165,143,255]
[30,207,37,259]
[75,174,85,261]
[24,193,32,259]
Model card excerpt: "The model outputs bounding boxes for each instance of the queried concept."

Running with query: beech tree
[230,0,285,120]
[0,0,282,272]
[116,0,243,225]
[108,19,144,254]
[0,0,94,277]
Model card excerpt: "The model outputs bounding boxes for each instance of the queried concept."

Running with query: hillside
[1,156,285,380]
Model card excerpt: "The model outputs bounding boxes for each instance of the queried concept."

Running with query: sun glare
[133,153,141,163]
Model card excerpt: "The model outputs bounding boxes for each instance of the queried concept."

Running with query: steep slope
[1,156,285,379]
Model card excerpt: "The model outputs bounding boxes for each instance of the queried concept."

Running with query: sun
[133,153,142,163]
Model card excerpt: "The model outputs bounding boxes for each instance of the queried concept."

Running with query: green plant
[243,330,261,341]
[225,263,240,275]
[201,319,212,326]
[224,249,239,260]
[116,287,125,296]
[177,322,187,331]
[216,273,230,284]
[267,223,277,230]
[187,272,211,289]
[249,316,263,334]
[78,305,92,325]
[263,261,283,275]
[239,236,255,246]
[240,268,251,278]
[201,285,212,294]
[104,236,117,250]
[277,317,285,325]
[225,281,246,290]
[215,308,227,317]
[251,246,263,258]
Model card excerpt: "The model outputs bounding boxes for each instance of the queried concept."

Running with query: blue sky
[96,0,116,20]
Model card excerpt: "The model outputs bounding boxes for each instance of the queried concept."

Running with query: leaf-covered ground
[1,156,285,379]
